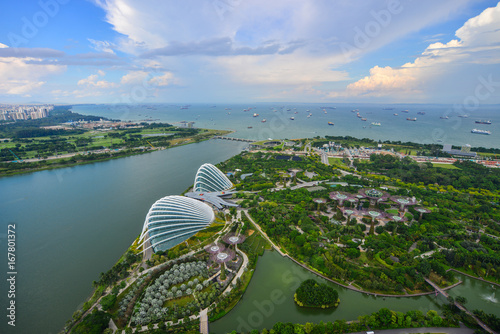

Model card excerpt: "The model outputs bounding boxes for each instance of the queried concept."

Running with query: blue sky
[0,0,499,104]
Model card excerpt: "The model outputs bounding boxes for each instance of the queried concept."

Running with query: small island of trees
[294,279,339,308]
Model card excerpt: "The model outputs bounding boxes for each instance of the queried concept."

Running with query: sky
[0,0,499,104]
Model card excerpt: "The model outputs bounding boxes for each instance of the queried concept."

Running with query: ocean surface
[72,102,500,149]
[1,102,499,334]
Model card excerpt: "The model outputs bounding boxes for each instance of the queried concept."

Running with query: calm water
[211,251,500,333]
[1,103,499,334]
[447,273,500,314]
[72,103,500,148]
[0,140,246,334]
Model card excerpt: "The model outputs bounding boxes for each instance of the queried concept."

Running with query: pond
[211,251,447,333]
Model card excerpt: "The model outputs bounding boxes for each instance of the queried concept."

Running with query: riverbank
[0,139,246,334]
[0,128,232,177]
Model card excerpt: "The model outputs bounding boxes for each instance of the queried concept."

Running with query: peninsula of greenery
[0,105,230,176]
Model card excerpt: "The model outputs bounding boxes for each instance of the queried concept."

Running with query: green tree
[378,308,393,327]
[432,315,442,326]
[304,322,314,334]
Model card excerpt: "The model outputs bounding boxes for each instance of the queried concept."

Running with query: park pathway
[199,309,208,334]
[424,277,494,333]
[243,209,286,256]
[243,209,465,298]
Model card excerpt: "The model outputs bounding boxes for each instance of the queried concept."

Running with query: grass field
[328,157,347,167]
[1,126,230,161]
[431,163,460,169]
[243,231,271,255]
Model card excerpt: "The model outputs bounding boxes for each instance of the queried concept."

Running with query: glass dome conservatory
[139,195,215,252]
[193,163,233,192]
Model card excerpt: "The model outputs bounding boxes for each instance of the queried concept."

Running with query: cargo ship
[471,129,491,135]
[475,120,491,124]
[371,122,381,126]
[406,118,417,121]
[328,122,334,126]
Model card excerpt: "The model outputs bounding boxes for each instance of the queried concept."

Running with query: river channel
[211,251,499,333]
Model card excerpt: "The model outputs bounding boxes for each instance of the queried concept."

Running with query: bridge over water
[213,136,256,143]
[424,277,494,333]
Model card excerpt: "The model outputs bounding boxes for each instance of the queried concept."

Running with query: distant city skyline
[0,0,499,104]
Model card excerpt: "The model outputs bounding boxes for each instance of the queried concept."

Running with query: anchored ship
[471,129,491,135]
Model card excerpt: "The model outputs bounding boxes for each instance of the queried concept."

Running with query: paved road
[350,324,474,334]
[199,309,208,334]
[344,148,354,167]
[321,152,329,165]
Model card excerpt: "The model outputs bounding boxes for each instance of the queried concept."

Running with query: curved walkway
[243,209,464,298]
[424,278,494,333]
[243,209,286,256]
[447,268,500,287]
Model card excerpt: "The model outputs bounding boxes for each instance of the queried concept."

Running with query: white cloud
[148,72,173,87]
[0,43,8,48]
[341,65,419,97]
[77,72,117,89]
[332,2,500,99]
[120,70,148,85]
[0,57,65,96]
[6,81,46,96]
[120,70,176,87]
[88,39,116,54]
[91,0,475,98]
[217,53,349,85]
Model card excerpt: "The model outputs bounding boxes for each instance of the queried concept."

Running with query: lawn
[242,230,271,256]
[431,163,460,169]
[328,157,347,167]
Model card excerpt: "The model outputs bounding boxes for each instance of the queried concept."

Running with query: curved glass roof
[193,163,233,192]
[139,195,214,252]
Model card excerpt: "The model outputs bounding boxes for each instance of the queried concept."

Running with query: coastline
[0,129,233,178]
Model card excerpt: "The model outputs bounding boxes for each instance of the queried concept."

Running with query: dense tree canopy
[294,279,339,308]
